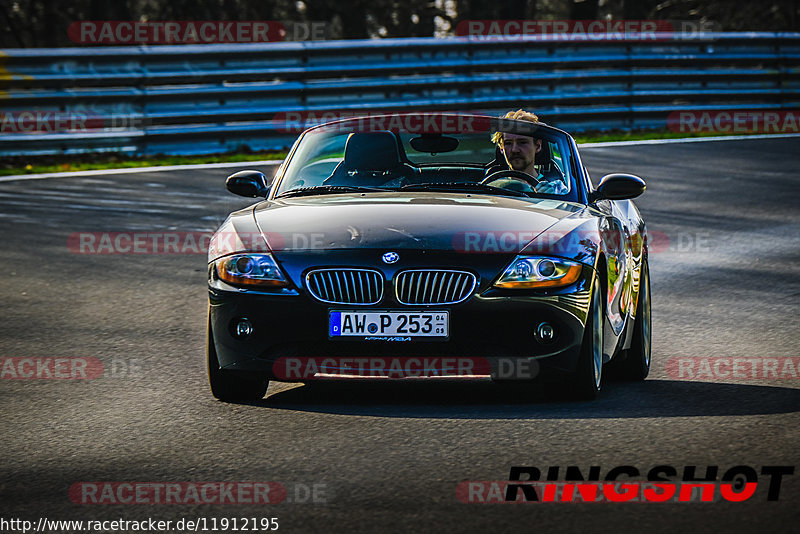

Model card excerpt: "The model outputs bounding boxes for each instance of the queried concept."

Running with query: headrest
[534,138,551,168]
[343,132,402,170]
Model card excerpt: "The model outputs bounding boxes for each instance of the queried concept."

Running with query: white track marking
[0,159,282,182]
[579,133,800,148]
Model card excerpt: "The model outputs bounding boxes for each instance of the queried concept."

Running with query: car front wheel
[207,314,269,402]
[569,277,604,400]
[615,258,651,381]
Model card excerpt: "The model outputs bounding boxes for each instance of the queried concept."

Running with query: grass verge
[0,151,285,177]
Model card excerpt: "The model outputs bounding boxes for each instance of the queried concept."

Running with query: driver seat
[484,146,509,176]
[327,132,415,186]
[535,140,566,184]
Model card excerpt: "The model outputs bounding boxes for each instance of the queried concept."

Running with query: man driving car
[491,109,568,195]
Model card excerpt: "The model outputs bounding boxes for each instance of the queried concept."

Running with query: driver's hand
[534,179,568,195]
[381,176,410,188]
[490,178,535,193]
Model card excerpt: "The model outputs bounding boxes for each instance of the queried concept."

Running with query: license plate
[329,311,449,339]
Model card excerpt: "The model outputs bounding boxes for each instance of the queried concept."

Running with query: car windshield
[273,114,579,202]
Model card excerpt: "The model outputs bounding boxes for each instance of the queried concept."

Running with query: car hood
[252,192,587,254]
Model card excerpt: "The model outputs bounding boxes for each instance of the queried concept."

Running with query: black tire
[207,316,269,402]
[615,259,651,381]
[569,278,604,400]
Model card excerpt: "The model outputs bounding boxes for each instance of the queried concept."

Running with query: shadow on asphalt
[235,379,800,419]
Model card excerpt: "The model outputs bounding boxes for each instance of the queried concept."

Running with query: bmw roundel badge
[382,252,400,264]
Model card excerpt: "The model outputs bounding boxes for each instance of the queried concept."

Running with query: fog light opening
[535,322,556,343]
[232,318,253,339]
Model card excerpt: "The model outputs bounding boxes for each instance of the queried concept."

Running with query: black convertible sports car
[207,113,650,401]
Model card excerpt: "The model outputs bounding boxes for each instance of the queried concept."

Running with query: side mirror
[592,173,646,201]
[226,170,270,198]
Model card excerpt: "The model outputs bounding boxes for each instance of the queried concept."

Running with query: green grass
[0,151,285,177]
[0,128,788,176]
[572,128,765,144]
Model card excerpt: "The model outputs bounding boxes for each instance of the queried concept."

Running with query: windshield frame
[268,113,587,204]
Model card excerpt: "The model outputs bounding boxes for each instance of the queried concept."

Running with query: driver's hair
[491,109,540,147]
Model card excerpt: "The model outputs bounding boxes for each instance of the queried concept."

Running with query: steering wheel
[480,169,542,187]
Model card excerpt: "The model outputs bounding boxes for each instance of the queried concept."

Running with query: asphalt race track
[1,137,799,533]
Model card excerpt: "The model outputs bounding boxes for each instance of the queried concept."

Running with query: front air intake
[305,268,384,305]
[394,270,477,305]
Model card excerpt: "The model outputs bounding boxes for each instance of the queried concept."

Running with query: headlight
[214,253,288,288]
[494,256,582,289]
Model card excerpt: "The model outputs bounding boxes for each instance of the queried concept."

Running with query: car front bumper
[209,264,596,381]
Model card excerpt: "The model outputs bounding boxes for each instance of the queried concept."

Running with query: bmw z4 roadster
[207,112,651,401]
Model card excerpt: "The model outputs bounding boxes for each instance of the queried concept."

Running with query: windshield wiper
[275,185,387,199]
[397,181,528,197]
